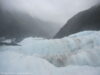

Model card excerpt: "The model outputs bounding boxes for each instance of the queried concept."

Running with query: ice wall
[2,31,99,67]
[0,51,100,75]
[0,31,100,75]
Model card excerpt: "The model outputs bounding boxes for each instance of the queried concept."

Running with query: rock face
[0,6,56,42]
[54,5,100,38]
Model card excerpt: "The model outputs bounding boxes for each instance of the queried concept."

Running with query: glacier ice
[1,31,100,67]
[0,31,100,75]
[0,51,100,75]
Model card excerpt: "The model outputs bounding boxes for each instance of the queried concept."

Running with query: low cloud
[0,0,99,26]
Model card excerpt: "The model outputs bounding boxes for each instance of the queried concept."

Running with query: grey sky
[1,0,99,26]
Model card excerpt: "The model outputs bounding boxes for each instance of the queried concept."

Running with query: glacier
[0,31,100,75]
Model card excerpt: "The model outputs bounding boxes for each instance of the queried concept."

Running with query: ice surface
[0,31,100,75]
[0,51,100,75]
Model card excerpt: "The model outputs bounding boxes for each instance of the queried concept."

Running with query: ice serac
[0,31,100,67]
[0,51,100,75]
[54,5,100,38]
[0,31,100,75]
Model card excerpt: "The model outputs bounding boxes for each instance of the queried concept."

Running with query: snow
[0,31,100,75]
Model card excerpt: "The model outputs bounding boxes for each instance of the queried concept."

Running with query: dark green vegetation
[54,5,100,38]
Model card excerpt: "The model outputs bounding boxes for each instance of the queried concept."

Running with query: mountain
[0,6,57,42]
[54,5,100,38]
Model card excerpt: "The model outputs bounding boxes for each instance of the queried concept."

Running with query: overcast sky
[0,0,99,26]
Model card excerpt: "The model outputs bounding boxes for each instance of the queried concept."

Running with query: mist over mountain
[0,6,58,42]
[0,1,100,75]
[54,5,100,38]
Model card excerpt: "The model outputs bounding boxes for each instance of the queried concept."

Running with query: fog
[0,0,99,27]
